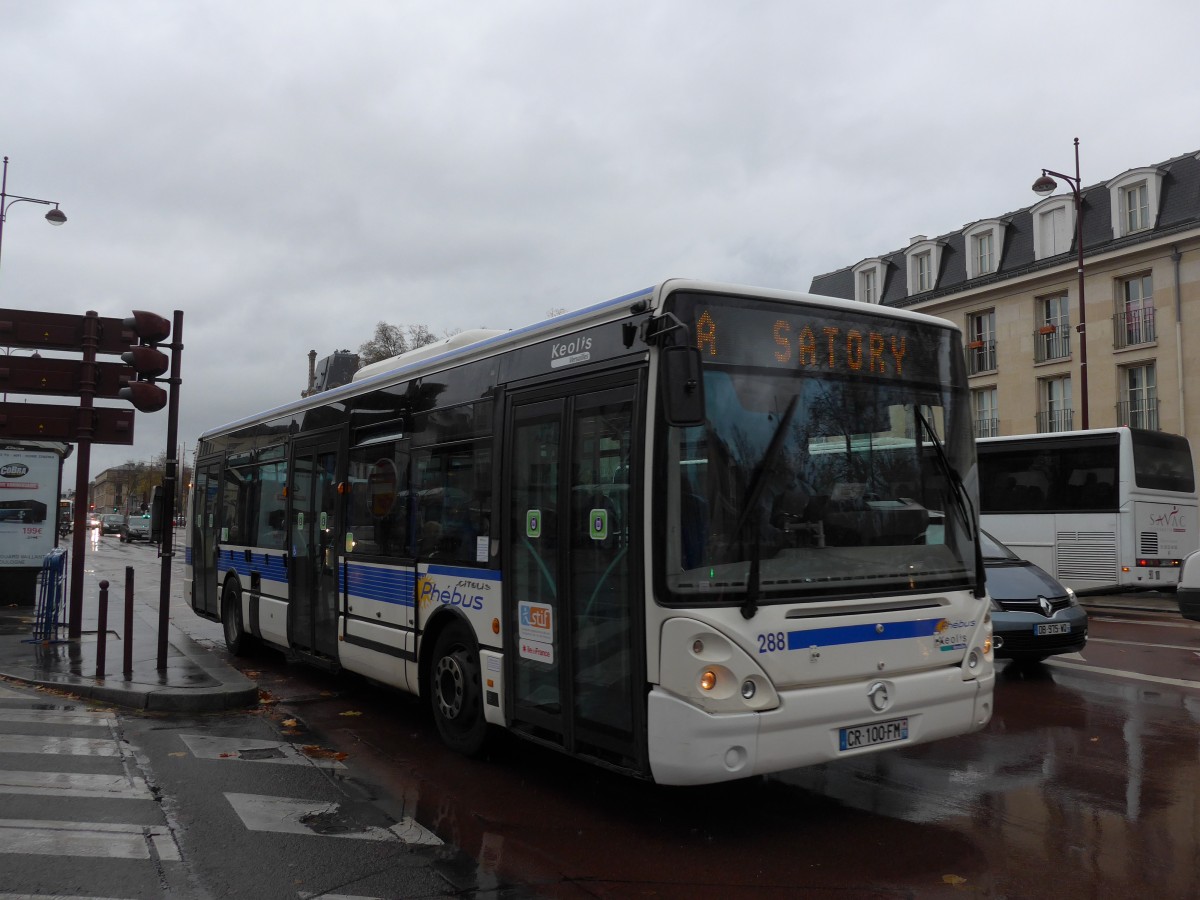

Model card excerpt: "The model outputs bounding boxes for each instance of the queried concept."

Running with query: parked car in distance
[1177,550,1200,622]
[120,514,152,543]
[100,513,125,535]
[982,529,1089,664]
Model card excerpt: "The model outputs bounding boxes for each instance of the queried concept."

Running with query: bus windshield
[661,292,978,602]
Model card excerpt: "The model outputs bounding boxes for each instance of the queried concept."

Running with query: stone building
[810,147,1200,448]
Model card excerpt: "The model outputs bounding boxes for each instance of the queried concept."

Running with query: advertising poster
[0,448,61,568]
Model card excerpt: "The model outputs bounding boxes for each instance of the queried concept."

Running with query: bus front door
[505,378,645,772]
[192,458,221,618]
[288,436,342,660]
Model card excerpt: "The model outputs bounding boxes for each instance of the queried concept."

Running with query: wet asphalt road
[17,532,1200,898]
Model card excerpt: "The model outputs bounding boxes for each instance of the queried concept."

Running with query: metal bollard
[96,580,109,679]
[123,567,134,680]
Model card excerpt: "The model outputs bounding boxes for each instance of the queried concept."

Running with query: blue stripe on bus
[786,618,945,650]
[346,564,417,607]
[425,564,501,581]
[216,549,288,585]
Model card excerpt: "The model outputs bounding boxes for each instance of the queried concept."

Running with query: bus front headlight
[659,619,780,713]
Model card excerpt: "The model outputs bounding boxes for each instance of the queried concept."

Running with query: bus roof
[200,278,964,441]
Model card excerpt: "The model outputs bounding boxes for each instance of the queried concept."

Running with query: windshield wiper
[733,395,801,619]
[915,408,986,598]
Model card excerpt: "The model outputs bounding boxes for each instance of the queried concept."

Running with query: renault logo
[867,681,891,712]
[1038,595,1053,617]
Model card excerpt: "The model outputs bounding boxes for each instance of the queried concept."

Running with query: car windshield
[980,530,1020,561]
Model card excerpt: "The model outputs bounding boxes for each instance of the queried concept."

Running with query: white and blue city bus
[185,280,994,785]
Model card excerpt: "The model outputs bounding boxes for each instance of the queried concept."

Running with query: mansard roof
[809,149,1200,307]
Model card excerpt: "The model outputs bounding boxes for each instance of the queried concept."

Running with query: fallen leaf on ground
[338,710,363,717]
[301,745,348,761]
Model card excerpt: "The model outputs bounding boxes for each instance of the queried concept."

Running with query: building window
[852,258,887,304]
[1107,166,1163,237]
[975,232,993,276]
[916,251,932,292]
[966,309,996,375]
[1031,197,1074,261]
[859,269,876,304]
[1120,363,1158,430]
[1038,376,1073,433]
[1115,273,1155,349]
[904,237,944,296]
[1035,293,1071,362]
[1123,183,1149,233]
[972,387,999,437]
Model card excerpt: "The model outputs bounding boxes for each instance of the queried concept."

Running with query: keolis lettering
[549,335,593,368]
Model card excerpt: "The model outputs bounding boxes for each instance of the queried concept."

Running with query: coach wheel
[222,582,254,657]
[430,623,488,756]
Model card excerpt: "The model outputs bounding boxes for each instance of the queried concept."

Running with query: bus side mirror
[149,485,165,542]
[661,346,706,427]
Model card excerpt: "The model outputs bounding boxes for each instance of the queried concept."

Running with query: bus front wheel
[222,583,254,657]
[429,624,488,756]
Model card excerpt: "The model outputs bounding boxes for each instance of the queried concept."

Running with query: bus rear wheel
[430,624,487,756]
[222,583,254,657]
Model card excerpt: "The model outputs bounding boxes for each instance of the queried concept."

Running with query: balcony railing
[966,339,996,375]
[1117,397,1159,430]
[1113,307,1156,350]
[973,417,1000,438]
[1036,408,1074,433]
[1033,326,1070,363]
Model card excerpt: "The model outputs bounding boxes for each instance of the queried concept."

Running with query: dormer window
[852,258,887,304]
[1107,166,1163,237]
[963,219,1008,278]
[1030,196,1075,260]
[904,236,944,296]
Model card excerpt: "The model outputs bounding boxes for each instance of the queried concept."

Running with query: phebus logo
[0,464,30,478]
[550,335,593,369]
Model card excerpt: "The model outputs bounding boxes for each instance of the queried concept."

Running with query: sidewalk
[0,569,258,713]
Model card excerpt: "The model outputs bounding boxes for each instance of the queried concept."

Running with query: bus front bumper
[646,665,994,786]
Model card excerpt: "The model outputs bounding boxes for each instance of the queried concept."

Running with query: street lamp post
[0,155,68,274]
[1032,137,1088,430]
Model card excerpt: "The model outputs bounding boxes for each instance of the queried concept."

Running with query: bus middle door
[504,377,645,772]
[288,434,342,660]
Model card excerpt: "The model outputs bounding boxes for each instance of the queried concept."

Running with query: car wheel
[221,582,255,657]
[429,623,488,756]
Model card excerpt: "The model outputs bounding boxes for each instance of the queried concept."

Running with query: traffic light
[118,310,172,413]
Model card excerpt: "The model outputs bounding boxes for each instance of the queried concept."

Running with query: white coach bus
[977,428,1198,592]
[185,279,994,785]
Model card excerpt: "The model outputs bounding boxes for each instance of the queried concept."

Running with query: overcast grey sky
[3,0,1198,485]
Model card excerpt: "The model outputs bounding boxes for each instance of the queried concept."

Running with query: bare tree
[357,321,441,366]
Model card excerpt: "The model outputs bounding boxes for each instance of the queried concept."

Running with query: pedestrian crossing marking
[0,734,121,756]
[0,768,153,799]
[225,793,442,845]
[179,733,346,769]
[0,819,180,860]
[0,708,117,727]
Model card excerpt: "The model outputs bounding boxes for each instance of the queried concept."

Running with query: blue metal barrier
[26,548,69,644]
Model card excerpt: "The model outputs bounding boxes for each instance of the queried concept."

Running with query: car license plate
[1035,622,1071,636]
[839,717,909,752]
